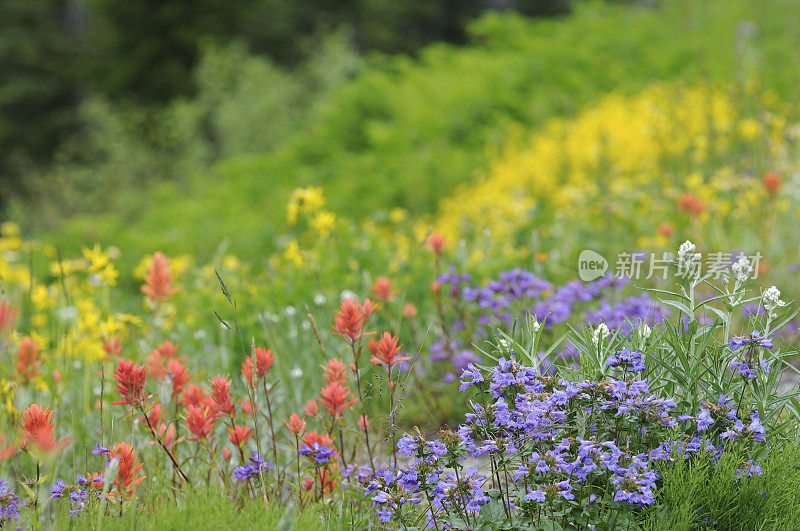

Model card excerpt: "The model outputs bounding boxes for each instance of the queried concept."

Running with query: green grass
[32,0,800,268]
[47,487,330,530]
[642,444,800,530]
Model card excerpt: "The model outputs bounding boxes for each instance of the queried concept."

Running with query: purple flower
[696,408,713,431]
[91,443,110,455]
[233,452,274,481]
[730,331,774,351]
[0,480,22,523]
[525,489,546,502]
[50,479,68,499]
[397,435,419,456]
[606,349,646,372]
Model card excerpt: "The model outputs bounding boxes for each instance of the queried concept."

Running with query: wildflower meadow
[3,0,800,529]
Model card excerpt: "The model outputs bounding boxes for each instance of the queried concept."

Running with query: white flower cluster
[763,285,786,317]
[592,323,610,346]
[677,240,701,270]
[730,256,752,283]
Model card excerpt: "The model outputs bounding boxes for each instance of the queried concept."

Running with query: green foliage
[643,445,800,530]
[48,486,326,530]
[28,0,800,266]
[0,0,81,193]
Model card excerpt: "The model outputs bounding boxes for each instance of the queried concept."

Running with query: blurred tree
[84,0,260,102]
[0,0,82,199]
[0,0,572,204]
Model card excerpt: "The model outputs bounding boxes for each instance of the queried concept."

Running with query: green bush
[25,0,800,267]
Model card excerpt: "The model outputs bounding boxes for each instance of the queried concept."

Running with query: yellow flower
[389,208,408,224]
[738,118,762,140]
[82,244,111,273]
[287,186,326,224]
[1,222,20,237]
[222,255,241,271]
[283,240,305,267]
[310,210,336,238]
[31,285,54,311]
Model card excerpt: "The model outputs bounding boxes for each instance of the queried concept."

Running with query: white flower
[639,323,651,341]
[531,317,541,334]
[285,305,297,317]
[498,339,510,350]
[763,285,786,316]
[340,289,357,301]
[677,240,701,270]
[314,293,327,306]
[592,323,610,346]
[730,256,752,283]
[290,366,303,379]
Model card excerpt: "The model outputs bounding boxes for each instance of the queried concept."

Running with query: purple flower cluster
[299,441,337,465]
[606,349,646,372]
[729,359,771,380]
[232,453,275,480]
[0,480,21,524]
[50,473,104,517]
[364,466,423,523]
[371,352,768,527]
[730,331,774,351]
[432,269,668,379]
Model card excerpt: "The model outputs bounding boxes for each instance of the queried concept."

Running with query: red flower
[227,424,253,447]
[0,435,16,461]
[370,332,409,368]
[102,337,122,360]
[371,277,396,302]
[241,356,256,389]
[15,336,41,384]
[184,405,216,442]
[426,232,447,255]
[222,447,232,461]
[763,171,782,195]
[181,383,209,408]
[210,375,235,417]
[108,443,145,498]
[166,360,191,398]
[0,300,17,337]
[141,404,182,451]
[284,413,306,435]
[402,303,418,320]
[430,281,441,295]
[678,193,704,215]
[240,397,258,416]
[303,430,335,450]
[147,341,180,380]
[323,358,348,386]
[143,402,162,427]
[112,359,148,408]
[242,347,275,388]
[19,404,69,454]
[358,414,369,430]
[141,252,178,304]
[147,352,166,380]
[319,382,356,420]
[332,298,375,344]
[658,223,675,237]
[303,399,318,418]
[254,347,275,378]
